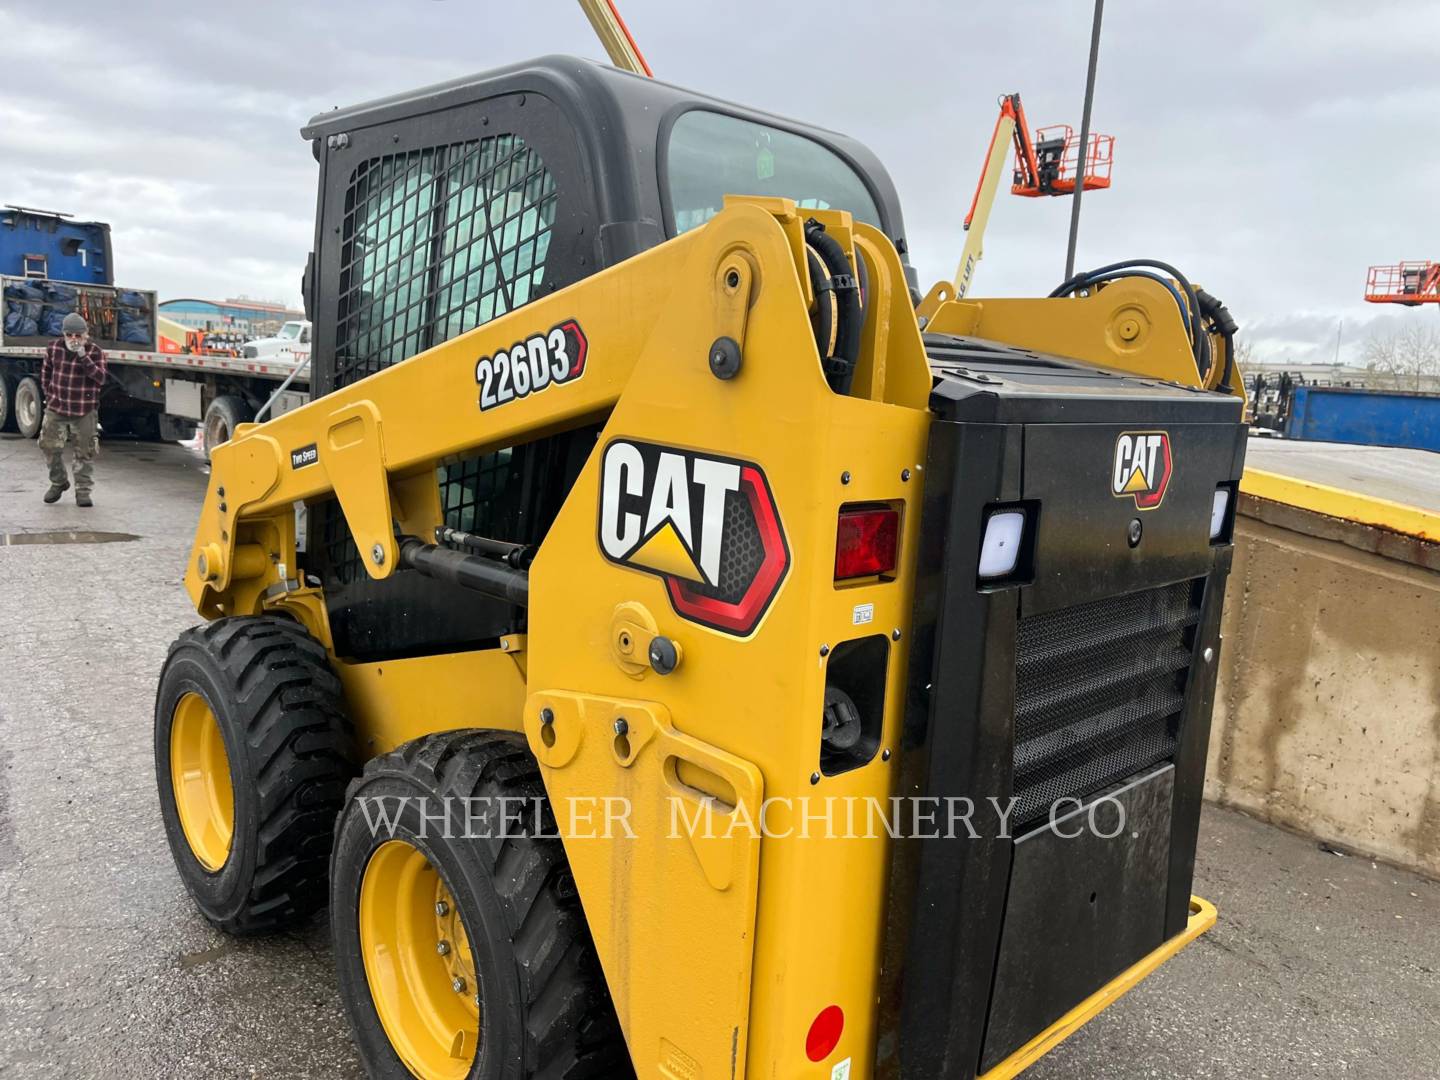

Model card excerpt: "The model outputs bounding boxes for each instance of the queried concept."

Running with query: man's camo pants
[39,408,99,494]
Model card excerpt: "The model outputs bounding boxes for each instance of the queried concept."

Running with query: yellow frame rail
[980,897,1218,1080]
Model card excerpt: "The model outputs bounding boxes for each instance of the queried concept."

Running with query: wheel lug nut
[435,900,449,916]
[436,940,450,956]
[452,977,466,993]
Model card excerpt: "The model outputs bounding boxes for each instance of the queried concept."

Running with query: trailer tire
[155,616,357,935]
[0,370,15,432]
[331,731,633,1080]
[14,375,42,438]
[202,394,253,460]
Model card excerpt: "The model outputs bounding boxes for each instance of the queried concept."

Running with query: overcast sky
[3,0,1437,364]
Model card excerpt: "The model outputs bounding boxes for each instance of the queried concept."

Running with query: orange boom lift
[1365,262,1440,306]
[953,93,1114,299]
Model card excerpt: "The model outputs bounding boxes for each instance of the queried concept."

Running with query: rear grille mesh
[1012,580,1200,829]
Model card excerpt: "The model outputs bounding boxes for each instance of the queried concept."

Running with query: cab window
[665,110,881,234]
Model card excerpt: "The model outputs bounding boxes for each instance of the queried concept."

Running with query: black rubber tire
[202,394,253,460]
[0,370,15,432]
[155,615,357,934]
[14,375,42,439]
[331,731,633,1080]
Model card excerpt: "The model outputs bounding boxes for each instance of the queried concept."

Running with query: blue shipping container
[0,206,113,285]
[1286,385,1440,453]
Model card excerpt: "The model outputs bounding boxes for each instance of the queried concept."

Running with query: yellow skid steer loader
[155,56,1244,1079]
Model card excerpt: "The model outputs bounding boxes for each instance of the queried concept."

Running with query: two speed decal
[475,319,587,411]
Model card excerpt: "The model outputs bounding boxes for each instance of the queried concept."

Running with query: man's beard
[66,340,86,353]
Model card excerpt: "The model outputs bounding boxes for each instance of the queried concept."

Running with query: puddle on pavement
[178,941,237,969]
[0,530,141,545]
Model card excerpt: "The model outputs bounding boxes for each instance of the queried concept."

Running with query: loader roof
[301,54,913,265]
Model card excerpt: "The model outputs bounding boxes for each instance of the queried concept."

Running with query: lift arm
[184,200,929,619]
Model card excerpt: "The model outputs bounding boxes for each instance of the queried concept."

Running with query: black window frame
[309,90,597,398]
[655,104,893,241]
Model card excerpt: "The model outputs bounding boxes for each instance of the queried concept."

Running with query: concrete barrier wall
[1206,496,1440,878]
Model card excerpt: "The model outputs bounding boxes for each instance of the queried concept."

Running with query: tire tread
[352,730,631,1079]
[163,615,356,934]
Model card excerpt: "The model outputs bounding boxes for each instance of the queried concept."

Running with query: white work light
[1210,487,1231,541]
[978,509,1027,579]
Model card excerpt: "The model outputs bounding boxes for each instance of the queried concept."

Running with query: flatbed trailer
[1,326,309,449]
[2,208,309,452]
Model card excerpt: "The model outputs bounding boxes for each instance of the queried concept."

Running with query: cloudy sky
[3,0,1437,364]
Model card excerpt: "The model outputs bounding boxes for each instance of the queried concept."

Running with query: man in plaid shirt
[39,312,107,507]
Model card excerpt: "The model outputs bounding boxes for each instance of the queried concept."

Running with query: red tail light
[835,504,899,580]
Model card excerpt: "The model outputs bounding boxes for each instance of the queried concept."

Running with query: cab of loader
[298,55,917,662]
[156,51,1244,1080]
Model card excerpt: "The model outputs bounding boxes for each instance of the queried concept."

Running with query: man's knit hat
[61,313,89,335]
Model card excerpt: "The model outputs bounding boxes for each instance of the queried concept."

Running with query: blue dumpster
[1286,385,1440,453]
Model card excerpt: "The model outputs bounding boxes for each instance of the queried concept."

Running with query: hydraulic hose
[807,246,838,360]
[1061,270,1194,341]
[804,219,862,394]
[1051,258,1219,381]
[1194,286,1239,391]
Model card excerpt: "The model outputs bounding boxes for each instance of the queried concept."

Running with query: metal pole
[254,354,312,422]
[1064,0,1105,280]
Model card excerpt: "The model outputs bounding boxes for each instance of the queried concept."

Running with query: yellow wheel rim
[169,691,235,872]
[360,840,481,1079]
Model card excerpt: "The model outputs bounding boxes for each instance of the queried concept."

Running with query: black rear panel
[1012,579,1200,830]
[883,338,1244,1079]
[980,766,1176,1070]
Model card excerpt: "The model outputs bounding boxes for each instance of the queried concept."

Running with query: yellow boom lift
[153,33,1245,1080]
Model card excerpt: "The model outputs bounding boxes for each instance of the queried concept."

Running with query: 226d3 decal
[1112,430,1173,509]
[598,439,789,636]
[475,319,587,411]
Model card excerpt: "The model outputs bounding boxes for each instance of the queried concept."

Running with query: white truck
[242,318,312,364]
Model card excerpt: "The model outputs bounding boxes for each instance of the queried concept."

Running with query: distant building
[1244,359,1440,394]
[159,297,304,338]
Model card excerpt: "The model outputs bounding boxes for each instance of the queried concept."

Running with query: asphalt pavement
[0,434,1436,1078]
